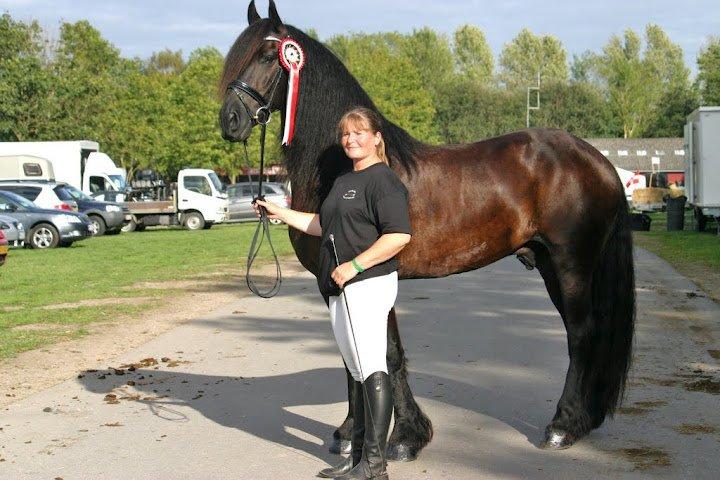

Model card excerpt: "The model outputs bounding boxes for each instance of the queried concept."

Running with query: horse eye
[261,54,276,64]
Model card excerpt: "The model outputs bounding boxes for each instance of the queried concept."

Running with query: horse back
[396,128,624,279]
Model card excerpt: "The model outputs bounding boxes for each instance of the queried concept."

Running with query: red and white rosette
[278,37,306,146]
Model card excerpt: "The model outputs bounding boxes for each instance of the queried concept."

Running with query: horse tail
[588,199,636,426]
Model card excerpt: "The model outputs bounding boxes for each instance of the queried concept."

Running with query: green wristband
[351,258,365,273]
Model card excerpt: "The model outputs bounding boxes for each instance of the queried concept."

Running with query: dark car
[0,181,125,236]
[53,183,125,235]
[0,190,92,248]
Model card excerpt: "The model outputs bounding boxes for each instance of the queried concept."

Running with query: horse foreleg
[328,366,355,454]
[385,308,433,462]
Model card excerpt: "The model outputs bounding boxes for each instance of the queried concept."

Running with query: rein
[227,60,284,298]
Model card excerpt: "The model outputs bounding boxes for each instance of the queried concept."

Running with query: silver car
[0,190,92,248]
[227,182,290,225]
[0,214,25,247]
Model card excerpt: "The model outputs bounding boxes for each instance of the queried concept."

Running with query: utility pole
[526,71,540,128]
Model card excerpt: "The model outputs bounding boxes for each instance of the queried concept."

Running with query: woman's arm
[331,233,411,288]
[253,199,322,237]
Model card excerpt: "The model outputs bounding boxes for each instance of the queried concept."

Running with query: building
[585,138,686,187]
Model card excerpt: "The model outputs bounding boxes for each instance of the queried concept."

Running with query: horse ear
[247,0,261,25]
[268,0,284,28]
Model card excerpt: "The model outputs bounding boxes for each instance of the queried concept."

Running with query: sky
[2,0,719,75]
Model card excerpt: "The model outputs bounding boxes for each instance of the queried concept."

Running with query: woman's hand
[253,199,284,221]
[331,261,358,289]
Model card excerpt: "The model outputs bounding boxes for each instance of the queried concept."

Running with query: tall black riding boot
[334,371,392,480]
[318,381,365,478]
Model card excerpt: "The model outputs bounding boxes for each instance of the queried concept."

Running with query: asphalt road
[1,248,718,479]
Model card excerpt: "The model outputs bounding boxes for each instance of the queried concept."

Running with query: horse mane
[222,22,425,210]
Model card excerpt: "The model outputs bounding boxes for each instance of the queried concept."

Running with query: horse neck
[279,29,422,213]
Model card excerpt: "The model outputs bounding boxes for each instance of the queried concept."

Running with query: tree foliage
[499,28,568,88]
[453,24,494,84]
[697,36,720,106]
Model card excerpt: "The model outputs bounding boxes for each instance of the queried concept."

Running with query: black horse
[219,1,635,458]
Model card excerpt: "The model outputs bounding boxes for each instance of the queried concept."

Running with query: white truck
[0,140,127,201]
[684,107,720,231]
[122,168,228,231]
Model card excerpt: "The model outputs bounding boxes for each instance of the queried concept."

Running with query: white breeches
[328,271,398,382]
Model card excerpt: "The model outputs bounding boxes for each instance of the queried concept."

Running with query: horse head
[219,0,289,142]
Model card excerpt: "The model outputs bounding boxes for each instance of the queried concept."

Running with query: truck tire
[694,207,707,232]
[121,219,137,233]
[89,215,106,236]
[29,223,60,249]
[184,212,205,230]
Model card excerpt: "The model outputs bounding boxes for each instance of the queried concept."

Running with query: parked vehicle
[122,169,228,231]
[226,182,290,224]
[0,214,25,247]
[0,181,126,236]
[0,229,7,266]
[0,190,92,248]
[684,106,720,231]
[0,181,78,212]
[54,184,125,235]
[0,141,127,201]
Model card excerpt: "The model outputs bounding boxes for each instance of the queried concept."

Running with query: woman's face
[340,122,380,161]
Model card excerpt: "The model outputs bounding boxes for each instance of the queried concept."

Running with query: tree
[434,76,525,143]
[49,20,124,140]
[145,49,185,75]
[499,28,568,89]
[532,81,618,137]
[453,24,493,83]
[0,14,53,141]
[326,33,439,142]
[697,36,720,105]
[596,25,694,137]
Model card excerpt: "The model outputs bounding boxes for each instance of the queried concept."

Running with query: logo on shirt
[342,189,357,200]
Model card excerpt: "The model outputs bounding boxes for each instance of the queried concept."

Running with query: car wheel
[269,218,284,225]
[29,223,60,249]
[184,212,205,230]
[89,215,106,236]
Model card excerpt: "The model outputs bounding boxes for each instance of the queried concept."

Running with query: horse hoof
[386,443,418,462]
[540,429,575,450]
[328,438,351,455]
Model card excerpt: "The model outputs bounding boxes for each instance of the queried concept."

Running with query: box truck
[0,141,127,201]
[684,107,720,231]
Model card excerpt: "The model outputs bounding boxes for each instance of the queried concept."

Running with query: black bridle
[226,56,285,298]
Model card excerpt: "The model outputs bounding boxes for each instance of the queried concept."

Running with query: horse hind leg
[536,247,595,449]
[385,308,434,462]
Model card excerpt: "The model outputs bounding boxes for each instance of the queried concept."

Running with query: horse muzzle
[220,98,255,142]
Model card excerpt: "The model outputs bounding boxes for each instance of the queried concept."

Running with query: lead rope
[244,119,282,298]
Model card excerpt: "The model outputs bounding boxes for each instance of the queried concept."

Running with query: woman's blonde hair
[337,107,389,164]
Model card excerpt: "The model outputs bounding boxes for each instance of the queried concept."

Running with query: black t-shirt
[318,162,412,296]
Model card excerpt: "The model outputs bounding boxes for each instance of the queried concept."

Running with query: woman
[254,107,412,480]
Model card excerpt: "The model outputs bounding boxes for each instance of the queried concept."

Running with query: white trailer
[0,140,126,201]
[684,107,720,231]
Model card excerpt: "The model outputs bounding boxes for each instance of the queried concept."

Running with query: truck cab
[83,152,127,202]
[177,169,228,229]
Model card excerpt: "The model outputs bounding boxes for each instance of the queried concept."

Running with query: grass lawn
[633,210,720,301]
[0,223,294,359]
